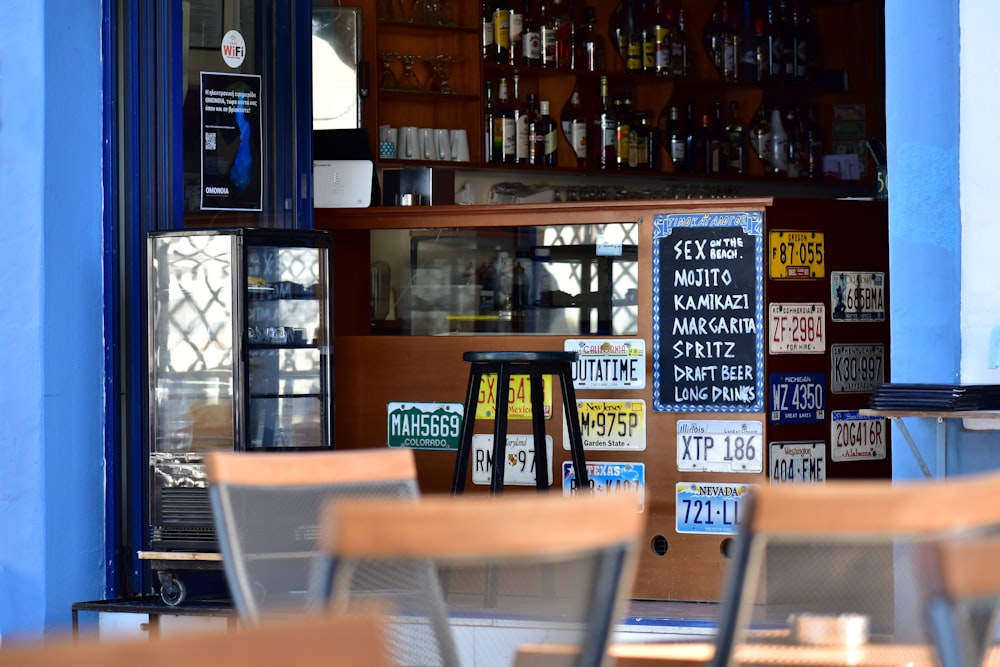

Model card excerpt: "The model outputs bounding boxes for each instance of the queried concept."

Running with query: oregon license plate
[769,302,826,354]
[830,343,884,393]
[831,410,887,461]
[769,441,826,483]
[769,230,825,279]
[474,373,552,421]
[676,419,763,473]
[562,461,645,512]
[471,434,553,486]
[564,399,646,451]
[675,482,755,535]
[769,373,826,424]
[831,271,886,322]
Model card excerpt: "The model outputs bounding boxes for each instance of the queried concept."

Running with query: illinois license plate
[769,373,826,424]
[830,343,884,393]
[675,482,756,535]
[471,434,553,486]
[474,373,552,421]
[676,419,763,473]
[564,399,646,451]
[769,230,825,279]
[770,441,826,483]
[831,271,886,322]
[831,410,887,461]
[562,461,645,512]
[769,302,826,354]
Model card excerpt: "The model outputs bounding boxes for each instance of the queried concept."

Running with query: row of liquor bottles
[483,0,823,85]
[484,73,825,178]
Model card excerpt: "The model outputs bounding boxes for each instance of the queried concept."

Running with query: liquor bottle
[784,106,801,177]
[709,101,727,174]
[737,0,758,82]
[512,72,529,163]
[493,1,511,65]
[703,8,724,76]
[483,1,495,61]
[552,0,574,69]
[721,1,738,82]
[798,3,818,82]
[765,0,781,81]
[769,103,788,175]
[561,88,588,167]
[639,0,656,73]
[508,1,524,66]
[525,93,545,165]
[629,111,657,169]
[684,103,705,173]
[495,76,518,164]
[485,80,499,163]
[587,75,617,170]
[625,0,642,72]
[608,0,625,65]
[522,0,542,66]
[753,18,768,82]
[725,100,747,174]
[803,103,824,179]
[577,6,605,72]
[616,91,634,169]
[671,8,688,77]
[779,0,795,82]
[540,0,557,68]
[539,100,559,165]
[652,0,672,75]
[750,104,771,172]
[666,105,686,172]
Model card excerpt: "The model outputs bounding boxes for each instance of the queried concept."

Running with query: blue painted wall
[0,1,106,640]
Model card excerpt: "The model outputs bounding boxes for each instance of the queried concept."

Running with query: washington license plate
[564,399,646,451]
[676,419,763,473]
[769,302,826,354]
[769,230,825,279]
[770,441,826,483]
[831,271,886,322]
[471,434,553,486]
[831,410,887,461]
[830,343,884,393]
[563,461,645,512]
[675,482,755,535]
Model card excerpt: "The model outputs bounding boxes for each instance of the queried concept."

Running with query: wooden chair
[0,612,390,667]
[206,448,419,623]
[311,492,644,667]
[710,471,1000,667]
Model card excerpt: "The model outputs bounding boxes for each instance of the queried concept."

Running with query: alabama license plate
[562,461,645,512]
[471,434,553,486]
[769,373,826,424]
[769,302,826,354]
[769,230,825,279]
[474,373,552,421]
[675,482,755,535]
[676,419,763,473]
[564,399,646,451]
[831,271,886,322]
[830,343,885,393]
[769,441,826,483]
[831,410,887,461]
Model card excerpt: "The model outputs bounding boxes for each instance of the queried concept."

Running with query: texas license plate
[676,419,763,473]
[769,373,826,424]
[675,482,755,535]
[831,410,887,461]
[564,399,646,451]
[769,230,825,279]
[830,343,884,393]
[474,373,552,421]
[769,302,826,354]
[769,441,826,483]
[562,461,645,512]
[471,434,553,486]
[831,271,886,322]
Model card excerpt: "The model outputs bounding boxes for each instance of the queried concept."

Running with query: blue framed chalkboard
[652,211,764,413]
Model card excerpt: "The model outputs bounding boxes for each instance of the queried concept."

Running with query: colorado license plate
[831,410,887,461]
[830,344,885,393]
[831,271,886,322]
[769,441,826,483]
[562,461,645,512]
[386,401,463,450]
[564,399,646,451]
[769,302,826,354]
[769,230,825,279]
[675,482,755,535]
[769,373,825,424]
[471,434,553,486]
[676,419,763,473]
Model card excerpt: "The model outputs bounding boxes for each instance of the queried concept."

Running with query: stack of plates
[869,383,1000,411]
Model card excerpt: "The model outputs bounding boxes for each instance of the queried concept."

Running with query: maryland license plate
[562,461,645,512]
[831,271,886,322]
[769,230,825,279]
[471,434,553,486]
[675,482,756,535]
[676,419,763,473]
[831,410,887,461]
[564,399,646,451]
[769,302,826,354]
[769,441,826,483]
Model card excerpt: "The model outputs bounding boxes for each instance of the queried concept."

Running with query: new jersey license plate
[562,461,645,512]
[564,399,646,451]
[831,410,887,461]
[675,482,755,535]
[769,302,826,354]
[770,441,826,483]
[769,230,825,279]
[831,271,886,322]
[676,419,763,473]
[471,434,553,486]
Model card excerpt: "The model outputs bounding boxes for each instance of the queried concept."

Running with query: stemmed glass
[399,54,422,90]
[430,55,456,94]
[379,52,400,90]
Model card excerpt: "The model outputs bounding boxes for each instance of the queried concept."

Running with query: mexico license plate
[675,482,755,535]
[769,373,825,424]
[474,373,552,420]
[770,441,826,483]
[769,302,826,354]
[769,230,825,279]
[564,399,646,451]
[830,343,884,393]
[831,410,887,461]
[676,419,763,473]
[471,434,553,486]
[562,461,645,512]
[831,271,886,322]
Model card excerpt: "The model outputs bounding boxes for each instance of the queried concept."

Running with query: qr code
[204,132,217,150]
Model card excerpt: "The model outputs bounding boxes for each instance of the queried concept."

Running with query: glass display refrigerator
[146,228,333,554]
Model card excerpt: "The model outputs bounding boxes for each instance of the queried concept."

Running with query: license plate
[830,344,884,393]
[386,401,463,450]
[675,482,756,535]
[831,410,887,461]
[474,374,552,421]
[471,434,553,486]
[562,461,645,512]
[769,230,825,279]
[676,419,763,473]
[769,302,826,354]
[769,441,826,483]
[831,271,886,322]
[564,399,646,451]
[769,373,826,424]
[564,339,646,390]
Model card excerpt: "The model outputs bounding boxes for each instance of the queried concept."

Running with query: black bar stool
[451,351,590,494]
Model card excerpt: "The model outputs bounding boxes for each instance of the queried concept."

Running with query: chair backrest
[710,471,1000,667]
[312,492,644,667]
[206,448,419,623]
[0,612,390,667]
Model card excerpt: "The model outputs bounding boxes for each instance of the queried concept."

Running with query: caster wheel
[160,576,187,606]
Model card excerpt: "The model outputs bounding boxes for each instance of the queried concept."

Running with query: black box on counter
[382,167,455,206]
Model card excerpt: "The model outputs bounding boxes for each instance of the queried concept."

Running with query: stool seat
[452,350,590,495]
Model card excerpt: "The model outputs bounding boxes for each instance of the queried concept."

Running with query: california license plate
[676,419,763,473]
[831,410,887,461]
[831,271,886,322]
[769,302,826,354]
[564,399,646,451]
[562,461,645,512]
[769,441,826,483]
[474,373,552,421]
[830,343,884,393]
[471,434,553,486]
[675,482,755,535]
[769,230,825,279]
[769,373,825,424]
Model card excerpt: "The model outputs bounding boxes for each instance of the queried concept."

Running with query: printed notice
[200,71,263,211]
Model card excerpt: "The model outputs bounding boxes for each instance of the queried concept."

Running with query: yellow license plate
[769,230,825,279]
[565,400,646,450]
[475,374,553,420]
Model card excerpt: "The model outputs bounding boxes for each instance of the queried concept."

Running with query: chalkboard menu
[652,212,764,412]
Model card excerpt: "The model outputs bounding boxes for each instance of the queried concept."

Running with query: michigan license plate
[769,373,826,424]
[676,419,763,473]
[675,482,755,535]
[769,302,826,354]
[563,461,645,512]
[769,230,825,279]
[564,399,646,451]
[831,410,887,461]
[770,441,826,483]
[471,434,553,486]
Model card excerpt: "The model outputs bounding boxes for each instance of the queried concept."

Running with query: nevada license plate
[831,410,887,461]
[769,230,825,279]
[474,373,552,421]
[769,373,825,424]
[769,441,826,483]
[769,302,826,354]
[831,271,886,322]
[471,434,553,486]
[675,482,755,535]
[676,419,763,473]
[562,461,645,512]
[564,399,646,451]
[830,343,884,393]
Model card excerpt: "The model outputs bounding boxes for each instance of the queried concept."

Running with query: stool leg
[451,366,484,494]
[491,363,511,494]
[529,369,549,491]
[558,364,591,491]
